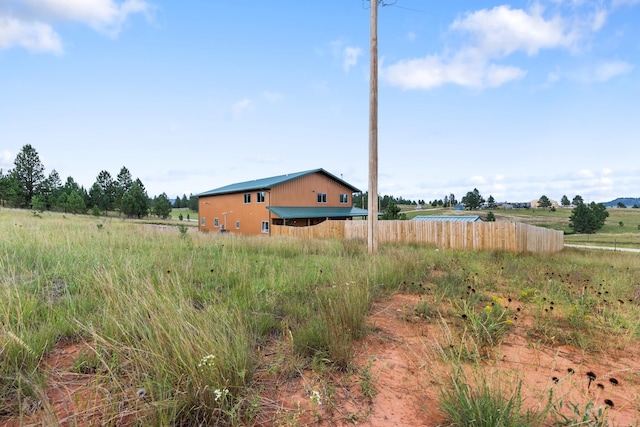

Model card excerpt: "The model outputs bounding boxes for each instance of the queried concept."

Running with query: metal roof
[412,215,483,223]
[267,206,368,219]
[197,168,361,197]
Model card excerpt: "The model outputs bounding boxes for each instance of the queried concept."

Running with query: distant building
[502,202,531,210]
[197,168,368,235]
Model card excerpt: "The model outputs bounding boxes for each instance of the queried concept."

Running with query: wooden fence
[271,220,564,254]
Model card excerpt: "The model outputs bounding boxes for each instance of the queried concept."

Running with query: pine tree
[538,195,552,208]
[487,195,497,209]
[12,144,45,207]
[569,202,609,233]
[115,167,133,213]
[461,188,484,210]
[153,193,172,219]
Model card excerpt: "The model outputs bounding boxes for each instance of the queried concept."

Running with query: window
[201,217,205,226]
[261,221,269,233]
[339,194,349,204]
[317,192,327,203]
[235,220,240,229]
[256,191,265,203]
[214,218,219,227]
[244,193,251,204]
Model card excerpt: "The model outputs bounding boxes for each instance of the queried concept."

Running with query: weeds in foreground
[359,359,377,402]
[457,298,514,358]
[317,282,370,369]
[439,367,550,427]
[2,209,640,425]
[554,400,611,427]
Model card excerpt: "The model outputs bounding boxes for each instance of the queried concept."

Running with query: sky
[1,0,639,204]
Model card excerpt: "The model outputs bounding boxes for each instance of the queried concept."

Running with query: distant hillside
[603,197,640,207]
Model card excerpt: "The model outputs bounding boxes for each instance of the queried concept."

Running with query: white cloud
[0,0,151,53]
[577,169,595,178]
[451,5,577,56]
[383,4,594,90]
[263,91,284,102]
[330,39,362,73]
[231,98,254,118]
[593,60,634,81]
[1,150,14,170]
[600,177,613,185]
[342,46,362,72]
[590,9,608,31]
[399,168,639,205]
[0,17,62,53]
[384,51,527,89]
[22,0,151,34]
[612,0,640,6]
[406,31,416,42]
[546,71,561,85]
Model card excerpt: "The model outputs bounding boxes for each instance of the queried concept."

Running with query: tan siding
[271,220,564,254]
[271,173,356,207]
[199,193,270,236]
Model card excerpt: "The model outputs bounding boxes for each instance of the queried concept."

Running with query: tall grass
[439,367,550,427]
[2,209,640,424]
[0,210,402,423]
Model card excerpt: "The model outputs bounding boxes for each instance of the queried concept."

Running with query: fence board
[271,220,564,254]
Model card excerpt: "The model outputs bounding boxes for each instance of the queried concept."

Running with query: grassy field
[404,205,640,249]
[1,208,640,425]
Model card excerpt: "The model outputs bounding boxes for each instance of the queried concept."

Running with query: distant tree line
[173,194,198,211]
[0,145,198,219]
[353,192,421,210]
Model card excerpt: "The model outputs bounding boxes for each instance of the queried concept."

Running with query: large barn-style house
[197,168,368,236]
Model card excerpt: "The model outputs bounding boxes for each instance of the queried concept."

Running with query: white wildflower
[214,388,229,402]
[198,354,216,369]
[310,390,322,407]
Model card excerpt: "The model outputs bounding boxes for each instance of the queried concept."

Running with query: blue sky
[1,0,638,204]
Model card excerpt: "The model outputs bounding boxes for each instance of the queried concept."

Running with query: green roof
[267,206,368,219]
[198,168,361,197]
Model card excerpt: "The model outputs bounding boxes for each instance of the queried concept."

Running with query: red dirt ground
[261,294,640,426]
[3,294,639,426]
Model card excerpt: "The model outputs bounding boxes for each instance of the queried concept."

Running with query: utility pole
[367,0,379,254]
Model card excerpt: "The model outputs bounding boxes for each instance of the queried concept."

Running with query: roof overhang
[197,168,362,197]
[267,206,368,219]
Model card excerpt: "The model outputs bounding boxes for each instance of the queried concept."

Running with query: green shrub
[439,368,549,427]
